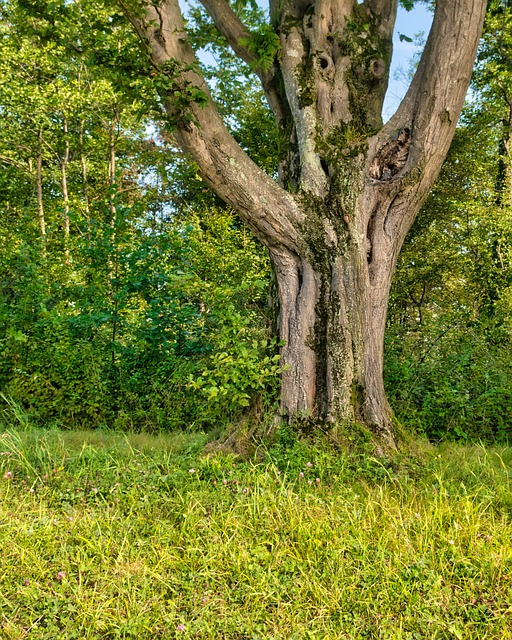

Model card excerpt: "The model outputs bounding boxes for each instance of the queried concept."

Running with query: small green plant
[0,393,32,430]
[238,25,281,72]
[190,336,281,423]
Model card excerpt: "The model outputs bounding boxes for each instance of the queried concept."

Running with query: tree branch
[198,0,287,124]
[389,0,487,190]
[0,154,33,174]
[360,0,485,295]
[198,0,257,69]
[365,0,398,42]
[118,0,302,252]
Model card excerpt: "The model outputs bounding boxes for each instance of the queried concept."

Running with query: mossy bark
[269,142,402,448]
[271,244,395,446]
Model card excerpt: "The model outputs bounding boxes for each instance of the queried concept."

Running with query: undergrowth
[1,426,512,638]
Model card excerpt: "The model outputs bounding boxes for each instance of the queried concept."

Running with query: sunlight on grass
[1,427,511,638]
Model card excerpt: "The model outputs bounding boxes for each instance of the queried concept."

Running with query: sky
[384,3,434,120]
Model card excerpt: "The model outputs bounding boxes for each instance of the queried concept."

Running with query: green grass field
[1,427,511,639]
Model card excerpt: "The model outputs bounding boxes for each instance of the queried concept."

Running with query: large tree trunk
[272,240,395,445]
[269,149,420,449]
[122,0,486,449]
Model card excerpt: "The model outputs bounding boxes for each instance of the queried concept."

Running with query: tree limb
[0,154,33,174]
[118,0,302,252]
[359,0,485,299]
[365,0,398,42]
[389,0,487,191]
[198,0,287,124]
[198,0,257,69]
[362,0,486,257]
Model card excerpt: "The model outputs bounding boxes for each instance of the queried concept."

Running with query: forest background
[0,0,511,443]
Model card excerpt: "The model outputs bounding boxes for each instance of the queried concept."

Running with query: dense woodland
[0,0,511,442]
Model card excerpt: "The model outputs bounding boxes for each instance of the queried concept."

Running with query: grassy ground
[0,426,511,639]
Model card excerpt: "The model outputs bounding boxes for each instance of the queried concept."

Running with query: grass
[0,426,512,639]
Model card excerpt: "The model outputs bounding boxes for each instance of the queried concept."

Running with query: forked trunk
[123,0,486,450]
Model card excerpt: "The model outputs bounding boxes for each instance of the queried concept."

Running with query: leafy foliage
[0,203,275,429]
[238,24,280,72]
[0,0,279,432]
[386,97,512,441]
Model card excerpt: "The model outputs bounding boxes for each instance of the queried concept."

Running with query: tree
[118,0,486,449]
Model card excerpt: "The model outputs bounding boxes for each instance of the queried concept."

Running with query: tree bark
[36,130,46,251]
[271,242,393,440]
[79,121,90,217]
[60,117,70,260]
[121,0,487,449]
[108,111,119,224]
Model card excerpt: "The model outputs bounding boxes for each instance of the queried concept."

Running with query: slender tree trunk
[36,130,46,253]
[107,111,120,392]
[79,121,90,217]
[108,115,117,224]
[61,118,70,261]
[77,64,91,221]
[502,109,512,206]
